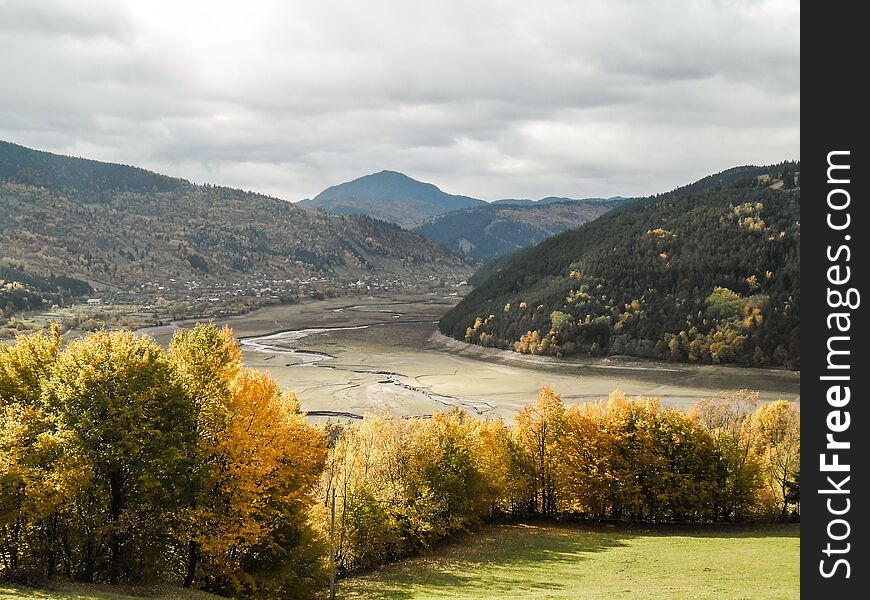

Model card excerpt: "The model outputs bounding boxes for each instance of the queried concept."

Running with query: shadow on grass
[341,523,634,599]
[339,521,800,600]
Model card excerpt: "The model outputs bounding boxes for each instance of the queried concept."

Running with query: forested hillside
[412,198,622,261]
[0,141,184,195]
[440,163,800,368]
[0,142,471,300]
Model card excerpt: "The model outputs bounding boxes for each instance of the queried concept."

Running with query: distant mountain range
[492,196,624,206]
[439,162,801,368]
[412,199,623,261]
[300,170,624,259]
[0,141,471,302]
[299,170,485,228]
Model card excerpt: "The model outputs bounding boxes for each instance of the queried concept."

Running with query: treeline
[0,325,327,597]
[0,264,92,321]
[321,388,799,575]
[1,326,800,597]
[0,140,184,196]
[441,162,800,368]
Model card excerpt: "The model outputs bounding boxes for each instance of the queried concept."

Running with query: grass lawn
[0,582,222,600]
[0,522,799,600]
[339,522,799,600]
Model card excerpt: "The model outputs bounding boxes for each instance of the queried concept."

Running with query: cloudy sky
[0,0,799,201]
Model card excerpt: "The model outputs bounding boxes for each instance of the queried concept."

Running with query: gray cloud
[0,0,799,201]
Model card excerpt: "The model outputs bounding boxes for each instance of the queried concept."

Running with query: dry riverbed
[139,293,800,420]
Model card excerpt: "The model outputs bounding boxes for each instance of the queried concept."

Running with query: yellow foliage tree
[750,400,800,519]
[513,387,565,515]
[169,325,327,596]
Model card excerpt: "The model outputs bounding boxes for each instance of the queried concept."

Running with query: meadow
[339,522,800,600]
[0,583,220,600]
[2,522,798,600]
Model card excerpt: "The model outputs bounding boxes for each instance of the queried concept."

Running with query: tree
[560,400,617,517]
[169,324,327,596]
[168,324,241,588]
[690,392,763,520]
[514,387,565,515]
[44,330,196,583]
[0,326,75,577]
[751,400,800,519]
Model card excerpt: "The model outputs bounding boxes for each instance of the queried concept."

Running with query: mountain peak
[299,170,485,228]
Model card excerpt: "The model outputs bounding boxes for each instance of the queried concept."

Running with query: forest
[1,326,800,598]
[440,162,801,368]
[412,198,621,261]
[0,141,470,299]
[0,265,92,320]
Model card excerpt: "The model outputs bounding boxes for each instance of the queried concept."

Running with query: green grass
[0,523,799,600]
[0,582,223,600]
[339,522,800,600]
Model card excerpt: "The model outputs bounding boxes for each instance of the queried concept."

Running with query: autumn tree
[168,324,241,588]
[468,417,523,513]
[319,410,510,575]
[0,326,77,577]
[44,331,196,583]
[644,408,717,520]
[559,400,617,517]
[514,387,565,515]
[691,391,764,520]
[169,324,327,597]
[751,400,800,519]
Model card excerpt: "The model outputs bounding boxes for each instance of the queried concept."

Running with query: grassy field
[0,583,222,600]
[340,522,800,600]
[0,522,799,600]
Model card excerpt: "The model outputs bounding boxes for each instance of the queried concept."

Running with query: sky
[0,0,799,201]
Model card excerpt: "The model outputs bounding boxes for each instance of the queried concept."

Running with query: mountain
[0,140,185,195]
[439,162,801,368]
[492,195,624,206]
[301,170,626,259]
[0,141,471,306]
[412,198,623,261]
[299,170,485,227]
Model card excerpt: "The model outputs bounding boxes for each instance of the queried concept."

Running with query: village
[0,269,469,339]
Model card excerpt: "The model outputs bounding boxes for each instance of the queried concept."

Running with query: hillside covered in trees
[0,142,471,300]
[412,198,623,261]
[440,163,800,368]
[0,264,92,324]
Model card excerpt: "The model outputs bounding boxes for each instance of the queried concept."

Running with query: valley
[0,4,803,597]
[140,293,800,421]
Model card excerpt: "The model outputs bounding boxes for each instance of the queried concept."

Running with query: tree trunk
[109,470,123,584]
[80,538,95,583]
[9,517,20,571]
[183,540,199,587]
[46,513,58,578]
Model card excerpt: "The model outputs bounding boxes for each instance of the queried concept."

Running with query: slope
[0,142,472,303]
[413,199,623,261]
[440,163,800,368]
